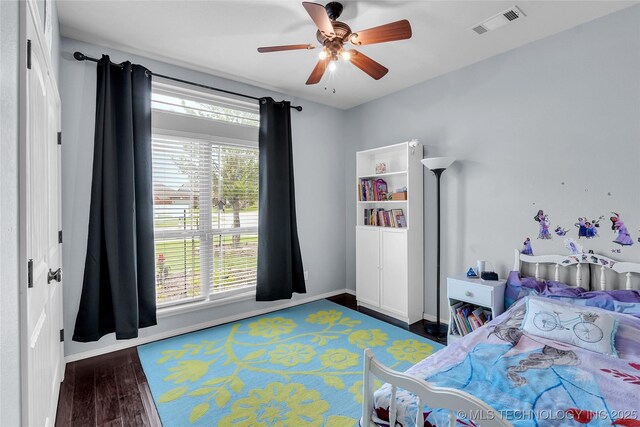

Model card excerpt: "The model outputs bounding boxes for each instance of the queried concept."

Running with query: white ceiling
[58,1,637,109]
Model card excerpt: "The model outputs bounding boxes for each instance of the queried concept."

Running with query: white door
[355,227,380,307]
[22,4,64,426]
[380,229,408,318]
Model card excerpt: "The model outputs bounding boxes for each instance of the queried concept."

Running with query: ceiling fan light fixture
[259,2,412,85]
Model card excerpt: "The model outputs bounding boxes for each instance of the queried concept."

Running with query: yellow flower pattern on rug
[220,382,329,426]
[138,301,443,426]
[306,309,343,325]
[348,328,389,349]
[248,317,297,338]
[320,349,360,370]
[269,343,316,367]
[387,339,435,364]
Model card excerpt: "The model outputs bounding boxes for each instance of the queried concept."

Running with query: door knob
[47,268,62,284]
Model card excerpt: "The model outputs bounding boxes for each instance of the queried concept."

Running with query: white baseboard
[423,312,449,325]
[65,288,352,363]
[344,288,356,296]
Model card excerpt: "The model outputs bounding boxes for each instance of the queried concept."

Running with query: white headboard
[513,249,640,291]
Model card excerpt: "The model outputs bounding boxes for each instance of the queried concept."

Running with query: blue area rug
[138,299,444,426]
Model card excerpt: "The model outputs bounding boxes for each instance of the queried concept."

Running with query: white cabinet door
[380,230,408,317]
[356,227,380,307]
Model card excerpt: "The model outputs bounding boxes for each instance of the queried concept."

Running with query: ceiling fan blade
[350,20,412,46]
[257,44,315,53]
[302,2,335,38]
[306,58,328,85]
[348,50,388,80]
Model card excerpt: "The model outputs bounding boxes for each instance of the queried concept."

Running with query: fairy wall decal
[564,238,583,255]
[534,210,552,240]
[575,215,603,239]
[610,212,634,246]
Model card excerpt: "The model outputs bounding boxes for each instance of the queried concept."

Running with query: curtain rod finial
[293,105,303,112]
[73,51,86,61]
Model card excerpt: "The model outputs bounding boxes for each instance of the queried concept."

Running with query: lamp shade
[421,157,455,170]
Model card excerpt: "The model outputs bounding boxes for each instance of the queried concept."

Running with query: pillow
[521,297,619,357]
[504,271,540,309]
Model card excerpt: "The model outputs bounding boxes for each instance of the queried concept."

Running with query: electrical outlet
[304,271,309,281]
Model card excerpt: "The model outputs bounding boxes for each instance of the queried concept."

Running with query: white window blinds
[151,83,259,307]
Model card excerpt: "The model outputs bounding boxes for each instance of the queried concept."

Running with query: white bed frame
[363,349,509,426]
[362,250,640,427]
[513,249,640,290]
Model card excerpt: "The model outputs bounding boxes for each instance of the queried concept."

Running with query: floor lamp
[421,157,455,340]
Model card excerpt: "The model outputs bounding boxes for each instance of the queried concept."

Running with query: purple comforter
[505,271,640,317]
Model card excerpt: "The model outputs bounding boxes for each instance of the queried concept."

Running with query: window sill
[157,290,256,319]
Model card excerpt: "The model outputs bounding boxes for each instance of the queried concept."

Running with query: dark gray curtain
[256,98,306,301]
[73,55,156,342]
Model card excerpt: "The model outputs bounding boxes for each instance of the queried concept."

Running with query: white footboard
[362,349,511,427]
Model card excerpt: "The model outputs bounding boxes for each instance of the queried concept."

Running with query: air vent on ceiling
[472,25,488,35]
[503,9,520,21]
[471,6,525,35]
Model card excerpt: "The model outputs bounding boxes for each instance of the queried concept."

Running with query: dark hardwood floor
[55,293,445,426]
[55,347,161,426]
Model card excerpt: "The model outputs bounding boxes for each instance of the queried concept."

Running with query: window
[151,81,260,307]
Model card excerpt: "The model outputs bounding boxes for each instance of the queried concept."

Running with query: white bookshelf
[358,200,407,204]
[355,142,424,324]
[357,170,408,179]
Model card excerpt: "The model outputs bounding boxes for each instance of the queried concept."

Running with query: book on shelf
[472,307,487,324]
[449,302,492,337]
[359,178,389,201]
[374,179,387,201]
[363,208,406,228]
[450,316,459,335]
[450,302,464,335]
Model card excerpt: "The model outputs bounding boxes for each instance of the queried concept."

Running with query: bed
[362,250,640,426]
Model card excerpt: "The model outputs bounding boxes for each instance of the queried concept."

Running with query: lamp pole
[425,168,447,339]
[421,157,454,341]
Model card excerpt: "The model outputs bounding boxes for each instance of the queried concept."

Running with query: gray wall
[60,37,347,357]
[344,5,640,321]
[1,0,61,422]
[1,1,23,424]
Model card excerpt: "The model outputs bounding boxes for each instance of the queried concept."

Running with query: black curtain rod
[73,51,303,112]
